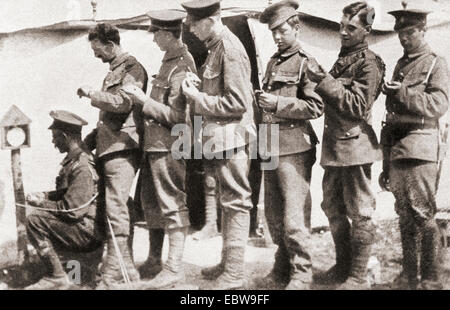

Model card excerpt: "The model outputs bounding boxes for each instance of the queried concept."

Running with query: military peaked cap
[260,0,300,30]
[48,110,88,134]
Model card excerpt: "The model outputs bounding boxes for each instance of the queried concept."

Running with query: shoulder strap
[423,56,438,85]
[298,55,306,82]
[167,65,179,85]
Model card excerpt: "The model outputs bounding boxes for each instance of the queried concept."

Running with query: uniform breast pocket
[202,64,222,94]
[203,65,221,80]
[104,71,124,91]
[335,125,361,140]
[402,71,429,89]
[272,71,300,97]
[151,78,171,104]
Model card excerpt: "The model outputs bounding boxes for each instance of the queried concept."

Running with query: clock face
[6,127,26,148]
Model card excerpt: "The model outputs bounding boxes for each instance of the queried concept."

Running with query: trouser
[208,147,253,213]
[321,164,376,269]
[264,149,315,281]
[249,158,263,233]
[99,150,140,237]
[140,152,190,230]
[390,159,441,285]
[26,210,103,261]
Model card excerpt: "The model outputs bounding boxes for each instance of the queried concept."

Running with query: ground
[2,216,448,290]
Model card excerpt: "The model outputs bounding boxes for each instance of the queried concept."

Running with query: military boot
[25,241,71,290]
[204,210,249,290]
[419,219,443,290]
[389,216,419,290]
[286,256,312,290]
[337,242,372,290]
[138,228,164,279]
[193,171,219,241]
[254,245,290,289]
[314,216,351,285]
[144,227,188,289]
[96,236,139,290]
[201,209,227,280]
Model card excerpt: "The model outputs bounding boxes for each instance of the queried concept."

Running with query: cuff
[315,74,334,96]
[394,84,407,102]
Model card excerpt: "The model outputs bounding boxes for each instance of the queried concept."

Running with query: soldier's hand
[26,192,46,207]
[182,78,200,100]
[305,58,327,83]
[121,84,147,105]
[77,85,94,99]
[258,92,278,112]
[381,81,401,95]
[185,72,201,88]
[378,171,391,192]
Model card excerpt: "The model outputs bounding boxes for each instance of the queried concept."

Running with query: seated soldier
[24,110,104,290]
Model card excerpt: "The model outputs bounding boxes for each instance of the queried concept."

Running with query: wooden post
[11,148,28,264]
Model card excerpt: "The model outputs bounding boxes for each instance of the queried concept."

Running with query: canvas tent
[0,0,449,268]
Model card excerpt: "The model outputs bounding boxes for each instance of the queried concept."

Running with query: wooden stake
[11,149,28,264]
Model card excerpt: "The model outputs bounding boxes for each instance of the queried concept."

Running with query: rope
[15,193,98,212]
[106,216,132,289]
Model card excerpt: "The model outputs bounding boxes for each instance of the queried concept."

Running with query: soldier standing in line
[254,0,324,290]
[181,0,257,290]
[77,23,148,289]
[381,8,449,290]
[306,1,385,289]
[121,9,197,289]
[25,111,104,290]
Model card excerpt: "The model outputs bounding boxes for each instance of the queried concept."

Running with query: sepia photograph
[0,0,449,294]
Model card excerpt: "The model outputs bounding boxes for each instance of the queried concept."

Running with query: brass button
[290,124,294,128]
[324,124,328,128]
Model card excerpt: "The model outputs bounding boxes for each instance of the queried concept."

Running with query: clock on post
[0,105,31,150]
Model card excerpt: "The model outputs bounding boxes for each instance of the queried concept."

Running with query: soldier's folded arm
[315,59,379,120]
[395,56,449,119]
[275,62,324,120]
[142,69,187,126]
[90,62,146,114]
[46,188,67,201]
[194,49,247,117]
[83,128,97,152]
[48,164,96,221]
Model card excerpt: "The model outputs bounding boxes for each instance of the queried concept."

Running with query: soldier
[306,1,385,289]
[254,0,324,290]
[77,23,148,289]
[181,0,257,289]
[25,110,103,290]
[381,9,449,290]
[121,9,197,289]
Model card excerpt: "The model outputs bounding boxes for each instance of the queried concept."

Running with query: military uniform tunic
[260,42,323,282]
[86,52,148,237]
[139,44,196,230]
[315,41,385,245]
[26,148,103,258]
[191,26,256,213]
[382,43,448,286]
